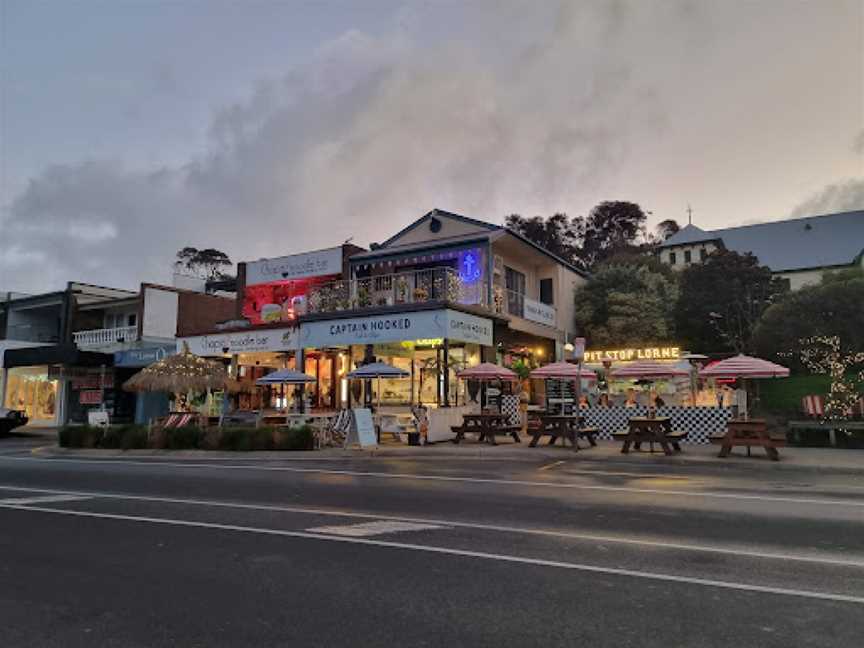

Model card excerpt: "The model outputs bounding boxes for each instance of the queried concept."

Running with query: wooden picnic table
[618,417,684,456]
[528,415,597,452]
[713,419,784,461]
[455,413,520,445]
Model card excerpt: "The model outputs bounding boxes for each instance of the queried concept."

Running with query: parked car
[0,408,28,435]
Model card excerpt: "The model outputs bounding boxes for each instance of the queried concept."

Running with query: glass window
[3,366,58,422]
[684,250,692,264]
[505,267,525,316]
[699,248,707,261]
[669,252,676,265]
[128,313,137,327]
[539,278,554,305]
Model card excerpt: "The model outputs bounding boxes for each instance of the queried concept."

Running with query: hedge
[58,424,314,451]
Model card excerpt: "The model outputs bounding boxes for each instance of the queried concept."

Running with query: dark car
[0,408,29,436]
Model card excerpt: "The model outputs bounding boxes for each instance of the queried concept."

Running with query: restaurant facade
[179,209,588,412]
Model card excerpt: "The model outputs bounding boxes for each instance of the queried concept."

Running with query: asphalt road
[1,436,863,647]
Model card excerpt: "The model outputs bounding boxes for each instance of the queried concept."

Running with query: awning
[2,345,114,369]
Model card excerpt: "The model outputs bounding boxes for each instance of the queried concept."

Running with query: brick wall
[176,292,236,337]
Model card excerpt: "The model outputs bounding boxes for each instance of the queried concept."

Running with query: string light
[798,335,864,423]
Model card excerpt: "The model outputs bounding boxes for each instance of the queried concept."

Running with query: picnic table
[617,417,684,456]
[712,419,784,461]
[528,414,598,451]
[453,413,520,445]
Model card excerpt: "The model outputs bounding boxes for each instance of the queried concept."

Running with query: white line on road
[0,494,91,505]
[2,455,863,508]
[1,503,862,605]
[0,483,861,568]
[307,521,447,537]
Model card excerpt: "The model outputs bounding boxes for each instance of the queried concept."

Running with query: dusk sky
[1,0,862,293]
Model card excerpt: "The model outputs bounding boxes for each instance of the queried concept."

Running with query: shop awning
[3,345,113,369]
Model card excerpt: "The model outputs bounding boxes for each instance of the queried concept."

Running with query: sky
[1,0,862,293]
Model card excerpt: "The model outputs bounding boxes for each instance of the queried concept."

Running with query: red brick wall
[176,292,236,337]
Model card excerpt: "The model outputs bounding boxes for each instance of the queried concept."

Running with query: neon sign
[458,249,482,284]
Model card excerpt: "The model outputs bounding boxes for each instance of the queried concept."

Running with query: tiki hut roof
[123,344,228,394]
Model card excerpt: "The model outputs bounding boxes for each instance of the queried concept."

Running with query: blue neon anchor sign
[459,249,482,284]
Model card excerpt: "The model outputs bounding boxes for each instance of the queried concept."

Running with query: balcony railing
[492,287,557,327]
[73,325,138,348]
[306,267,488,315]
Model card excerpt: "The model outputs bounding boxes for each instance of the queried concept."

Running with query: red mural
[242,277,334,326]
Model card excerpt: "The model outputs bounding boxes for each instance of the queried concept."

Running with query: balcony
[73,325,139,348]
[305,267,489,315]
[492,287,557,328]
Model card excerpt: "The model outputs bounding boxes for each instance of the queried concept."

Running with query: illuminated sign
[245,247,343,286]
[458,249,482,284]
[583,346,681,363]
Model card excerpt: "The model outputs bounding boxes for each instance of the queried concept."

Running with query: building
[657,210,864,290]
[180,209,586,410]
[1,282,234,425]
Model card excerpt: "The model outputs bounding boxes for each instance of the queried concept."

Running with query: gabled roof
[659,210,864,272]
[379,208,501,248]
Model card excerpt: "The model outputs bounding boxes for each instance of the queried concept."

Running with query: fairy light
[798,335,864,423]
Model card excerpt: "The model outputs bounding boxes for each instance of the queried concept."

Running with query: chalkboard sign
[545,379,576,414]
[350,408,378,448]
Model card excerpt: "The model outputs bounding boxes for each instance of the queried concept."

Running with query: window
[699,248,707,261]
[127,313,137,327]
[684,250,692,264]
[668,252,677,265]
[505,267,525,316]
[539,278,554,305]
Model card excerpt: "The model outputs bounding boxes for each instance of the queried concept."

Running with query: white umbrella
[256,369,316,420]
[699,354,790,418]
[347,362,409,410]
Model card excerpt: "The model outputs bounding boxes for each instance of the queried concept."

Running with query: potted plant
[413,287,429,301]
[396,277,408,303]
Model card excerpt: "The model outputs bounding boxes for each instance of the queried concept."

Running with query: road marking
[307,521,447,537]
[538,460,566,471]
[0,484,861,568]
[1,503,862,605]
[0,494,91,505]
[3,455,863,508]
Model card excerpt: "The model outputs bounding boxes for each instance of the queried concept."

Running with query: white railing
[73,325,138,348]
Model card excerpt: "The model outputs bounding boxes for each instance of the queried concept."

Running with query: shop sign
[246,247,343,286]
[299,309,493,348]
[79,390,103,405]
[523,298,556,326]
[584,346,681,363]
[180,327,299,356]
[114,345,176,368]
[71,373,113,389]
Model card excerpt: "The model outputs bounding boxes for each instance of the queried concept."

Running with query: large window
[505,267,525,317]
[3,366,58,423]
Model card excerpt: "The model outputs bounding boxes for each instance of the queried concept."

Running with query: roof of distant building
[659,210,864,272]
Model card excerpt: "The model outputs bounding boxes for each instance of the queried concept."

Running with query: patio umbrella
[256,368,317,420]
[531,361,597,412]
[123,343,227,395]
[610,361,690,380]
[347,362,409,410]
[699,354,790,418]
[456,363,518,381]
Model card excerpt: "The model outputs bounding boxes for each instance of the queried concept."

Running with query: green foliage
[574,258,678,346]
[174,246,233,280]
[58,425,103,448]
[757,374,832,416]
[751,276,864,367]
[274,425,314,451]
[99,424,148,450]
[505,213,582,268]
[675,249,785,353]
[165,426,204,449]
[508,359,532,381]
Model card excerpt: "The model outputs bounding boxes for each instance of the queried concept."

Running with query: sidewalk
[30,437,864,476]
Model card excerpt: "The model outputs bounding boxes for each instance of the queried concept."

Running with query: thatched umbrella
[123,343,228,394]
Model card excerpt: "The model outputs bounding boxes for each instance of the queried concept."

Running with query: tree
[505,213,582,267]
[675,249,785,353]
[573,256,679,347]
[799,335,864,422]
[751,271,864,367]
[174,247,233,280]
[580,201,648,268]
[655,219,681,242]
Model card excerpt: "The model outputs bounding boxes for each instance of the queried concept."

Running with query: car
[0,408,29,436]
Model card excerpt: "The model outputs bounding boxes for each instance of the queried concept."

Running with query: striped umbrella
[457,363,518,382]
[610,361,689,380]
[699,354,790,379]
[530,362,597,381]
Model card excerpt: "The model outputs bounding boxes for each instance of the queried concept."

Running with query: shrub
[164,426,204,450]
[119,425,148,450]
[274,425,314,451]
[218,426,254,451]
[58,425,104,448]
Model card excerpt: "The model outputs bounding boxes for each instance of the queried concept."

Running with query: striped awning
[699,354,790,379]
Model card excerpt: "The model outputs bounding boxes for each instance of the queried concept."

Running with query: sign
[71,373,113,389]
[114,345,176,368]
[79,390,103,405]
[349,408,377,448]
[523,298,556,326]
[298,309,493,348]
[180,327,299,356]
[245,247,343,286]
[583,346,681,363]
[572,337,585,361]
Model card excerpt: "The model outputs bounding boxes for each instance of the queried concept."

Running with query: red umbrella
[457,363,518,381]
[530,362,597,381]
[699,354,789,379]
[610,360,689,380]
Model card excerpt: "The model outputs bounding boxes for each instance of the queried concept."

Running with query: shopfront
[3,365,60,425]
[114,345,177,424]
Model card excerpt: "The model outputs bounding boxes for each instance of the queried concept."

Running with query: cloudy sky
[1,0,862,293]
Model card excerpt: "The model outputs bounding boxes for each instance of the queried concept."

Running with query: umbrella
[530,362,597,381]
[699,354,789,418]
[456,363,518,381]
[347,362,409,411]
[610,361,689,380]
[123,343,227,395]
[256,369,317,385]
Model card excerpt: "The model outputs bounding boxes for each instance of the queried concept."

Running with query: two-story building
[1,282,234,425]
[180,209,586,411]
[657,210,864,290]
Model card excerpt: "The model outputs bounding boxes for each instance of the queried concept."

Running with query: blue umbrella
[255,369,317,385]
[347,362,408,410]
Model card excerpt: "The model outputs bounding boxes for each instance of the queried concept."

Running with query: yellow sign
[400,338,444,350]
[584,346,681,363]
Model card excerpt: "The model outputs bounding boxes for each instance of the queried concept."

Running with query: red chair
[801,395,825,419]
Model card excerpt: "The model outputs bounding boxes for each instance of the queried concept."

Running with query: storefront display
[3,366,59,423]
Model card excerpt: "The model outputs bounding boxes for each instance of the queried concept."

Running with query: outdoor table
[620,417,682,456]
[530,415,586,451]
[457,413,518,445]
[714,419,783,461]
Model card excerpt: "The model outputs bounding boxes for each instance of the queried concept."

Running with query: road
[1,435,863,647]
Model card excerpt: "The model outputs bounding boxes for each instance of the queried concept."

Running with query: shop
[114,344,177,423]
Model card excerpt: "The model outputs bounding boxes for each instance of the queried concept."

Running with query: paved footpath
[1,430,863,646]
